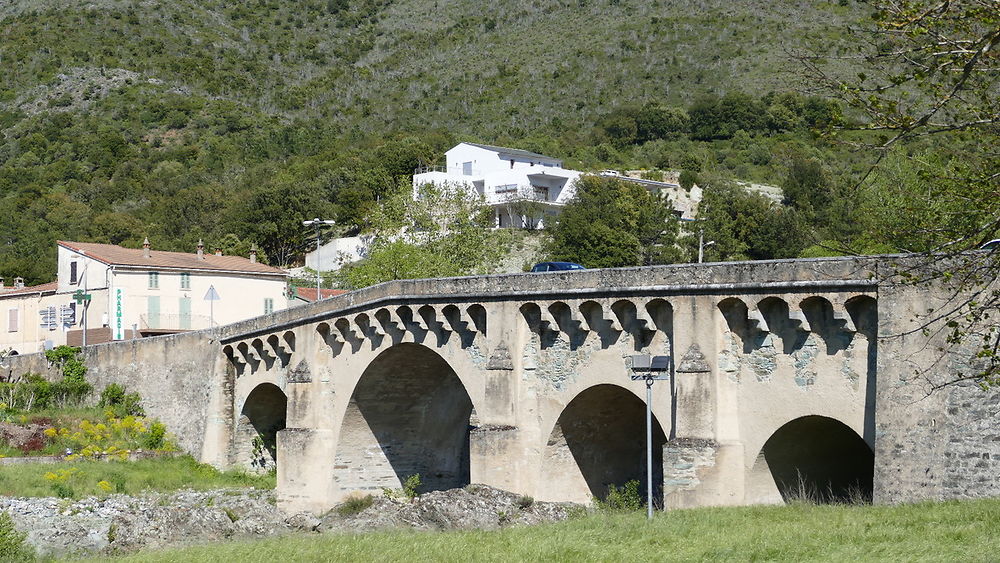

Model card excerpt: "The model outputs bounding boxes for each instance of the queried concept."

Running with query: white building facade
[412,143,583,228]
[0,240,290,355]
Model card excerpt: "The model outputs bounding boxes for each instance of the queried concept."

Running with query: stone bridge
[7,256,1000,514]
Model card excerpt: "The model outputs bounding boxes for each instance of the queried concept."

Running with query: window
[180,273,191,290]
[264,298,274,315]
[179,297,191,330]
[510,159,514,169]
[532,186,549,201]
[147,296,160,329]
[7,309,17,332]
[69,262,78,285]
[148,272,159,289]
[462,161,473,176]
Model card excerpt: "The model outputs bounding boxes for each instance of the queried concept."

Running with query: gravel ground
[1,485,576,558]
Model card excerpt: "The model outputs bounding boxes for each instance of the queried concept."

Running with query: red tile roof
[295,287,348,301]
[0,281,58,298]
[58,241,287,276]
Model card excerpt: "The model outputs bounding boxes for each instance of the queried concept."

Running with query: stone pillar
[199,354,234,468]
[664,295,745,508]
[467,305,533,495]
[277,357,338,515]
[276,427,337,515]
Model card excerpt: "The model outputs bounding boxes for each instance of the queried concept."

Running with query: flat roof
[461,142,561,162]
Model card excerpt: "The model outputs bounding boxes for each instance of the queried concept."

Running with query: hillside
[0,0,863,133]
[0,0,870,283]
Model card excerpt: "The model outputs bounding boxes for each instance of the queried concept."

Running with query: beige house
[0,279,66,356]
[1,240,289,355]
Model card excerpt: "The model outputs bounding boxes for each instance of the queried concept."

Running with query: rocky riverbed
[2,485,575,558]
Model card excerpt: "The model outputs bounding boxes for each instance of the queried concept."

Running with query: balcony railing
[414,165,447,174]
[413,165,484,177]
[491,184,554,203]
[140,313,211,331]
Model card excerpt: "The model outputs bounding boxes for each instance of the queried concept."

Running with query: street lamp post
[697,227,715,263]
[629,354,671,520]
[302,218,336,301]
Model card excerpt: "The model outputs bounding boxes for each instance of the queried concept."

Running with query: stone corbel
[633,302,656,332]
[833,309,857,333]
[748,308,769,333]
[538,305,559,332]
[335,317,359,342]
[605,301,624,332]
[788,310,811,332]
[224,346,247,373]
[269,334,292,358]
[376,307,405,334]
[354,313,382,338]
[572,302,593,333]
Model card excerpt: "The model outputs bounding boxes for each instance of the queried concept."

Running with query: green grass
[0,455,273,499]
[86,498,1000,562]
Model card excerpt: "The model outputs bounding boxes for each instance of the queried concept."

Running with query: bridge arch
[540,383,666,505]
[334,343,475,495]
[747,415,873,504]
[234,382,287,472]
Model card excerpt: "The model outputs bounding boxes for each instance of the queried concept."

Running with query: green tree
[803,0,1000,384]
[781,156,831,220]
[547,175,682,268]
[344,181,510,288]
[694,180,810,262]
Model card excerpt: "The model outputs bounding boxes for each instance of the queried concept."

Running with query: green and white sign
[112,288,126,340]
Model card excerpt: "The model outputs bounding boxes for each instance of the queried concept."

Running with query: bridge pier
[277,428,337,515]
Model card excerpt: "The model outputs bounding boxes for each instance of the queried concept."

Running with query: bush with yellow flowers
[25,410,178,460]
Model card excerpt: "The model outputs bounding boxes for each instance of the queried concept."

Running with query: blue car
[530,261,585,272]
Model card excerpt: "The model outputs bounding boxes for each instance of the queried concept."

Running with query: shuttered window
[7,308,17,332]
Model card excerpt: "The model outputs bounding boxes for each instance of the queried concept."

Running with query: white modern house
[1,239,290,355]
[411,143,707,228]
[412,143,584,228]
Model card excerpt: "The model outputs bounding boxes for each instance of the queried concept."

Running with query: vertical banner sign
[112,288,126,340]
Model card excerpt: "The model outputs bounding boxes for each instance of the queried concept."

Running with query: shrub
[679,169,700,191]
[598,480,643,512]
[0,511,33,562]
[98,384,144,417]
[143,421,167,450]
[402,474,421,500]
[336,494,374,516]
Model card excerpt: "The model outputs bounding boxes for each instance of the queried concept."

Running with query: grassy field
[0,456,273,499]
[90,498,1000,562]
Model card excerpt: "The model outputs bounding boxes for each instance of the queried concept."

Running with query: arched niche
[541,384,667,505]
[748,415,874,504]
[334,343,473,494]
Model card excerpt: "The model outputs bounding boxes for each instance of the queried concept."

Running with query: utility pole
[302,218,336,301]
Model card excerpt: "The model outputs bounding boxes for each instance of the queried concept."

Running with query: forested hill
[0,0,867,283]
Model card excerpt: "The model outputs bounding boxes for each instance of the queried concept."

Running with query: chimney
[14,277,24,289]
[142,237,151,258]
[214,247,223,257]
[197,239,205,260]
[249,244,258,264]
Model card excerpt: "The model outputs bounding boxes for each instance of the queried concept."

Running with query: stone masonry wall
[5,331,219,457]
[873,258,1000,503]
